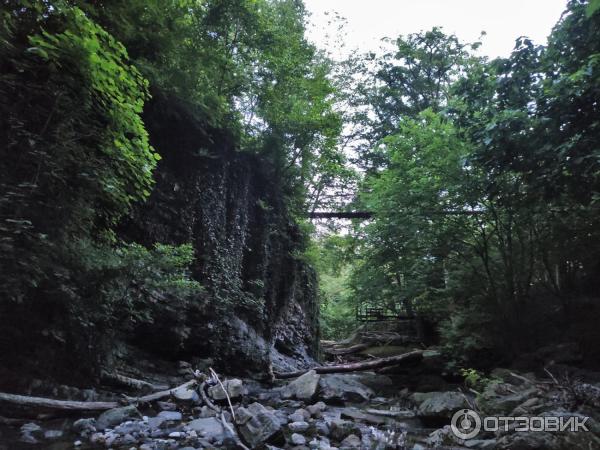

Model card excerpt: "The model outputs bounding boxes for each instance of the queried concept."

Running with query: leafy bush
[461,368,499,393]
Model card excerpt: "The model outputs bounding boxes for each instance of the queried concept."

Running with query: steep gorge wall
[120,98,320,376]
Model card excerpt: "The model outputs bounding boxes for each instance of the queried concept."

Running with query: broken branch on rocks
[100,370,169,392]
[274,349,424,379]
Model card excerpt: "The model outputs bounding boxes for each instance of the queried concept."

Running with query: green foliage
[72,241,201,329]
[347,2,600,367]
[46,240,201,371]
[0,1,156,304]
[319,266,357,340]
[587,0,600,16]
[344,27,481,170]
[305,234,357,340]
[80,0,346,214]
[461,368,499,393]
[351,110,476,320]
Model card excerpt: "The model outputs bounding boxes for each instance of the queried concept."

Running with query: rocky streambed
[2,357,600,450]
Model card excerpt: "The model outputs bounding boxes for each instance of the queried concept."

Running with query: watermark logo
[451,409,589,439]
[451,409,482,439]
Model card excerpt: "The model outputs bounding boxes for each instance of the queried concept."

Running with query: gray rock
[158,410,183,421]
[289,408,311,422]
[89,432,105,445]
[235,406,254,425]
[147,415,167,429]
[409,391,439,405]
[353,372,394,391]
[43,430,63,440]
[81,389,98,402]
[464,439,498,449]
[478,382,537,415]
[72,417,96,434]
[208,379,244,400]
[289,421,310,432]
[199,405,218,418]
[121,433,136,445]
[272,409,290,426]
[289,411,306,422]
[340,408,386,425]
[307,402,326,418]
[318,374,374,404]
[238,402,284,448]
[282,370,320,401]
[315,421,330,436]
[96,405,141,430]
[340,434,361,449]
[157,401,177,411]
[173,385,200,403]
[20,423,42,435]
[416,391,468,419]
[309,437,334,450]
[20,433,38,444]
[328,419,361,442]
[187,417,226,441]
[497,431,560,449]
[291,433,307,445]
[424,425,456,447]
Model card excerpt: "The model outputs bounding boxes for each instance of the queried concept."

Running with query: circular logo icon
[451,408,481,440]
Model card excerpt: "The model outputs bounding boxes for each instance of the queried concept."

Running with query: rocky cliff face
[119,98,320,376]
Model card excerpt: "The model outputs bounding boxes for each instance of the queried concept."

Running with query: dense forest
[317,0,600,366]
[1,0,600,449]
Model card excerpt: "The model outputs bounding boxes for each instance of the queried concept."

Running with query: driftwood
[0,393,120,413]
[123,379,197,404]
[274,349,424,379]
[0,380,197,415]
[100,370,169,392]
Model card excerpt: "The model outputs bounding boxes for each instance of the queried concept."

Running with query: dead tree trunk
[274,349,424,379]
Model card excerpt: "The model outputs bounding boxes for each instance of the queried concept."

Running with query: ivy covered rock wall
[120,98,320,376]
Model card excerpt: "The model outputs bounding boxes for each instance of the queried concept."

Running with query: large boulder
[208,379,244,401]
[478,381,537,415]
[187,417,229,443]
[237,403,284,448]
[281,370,320,400]
[318,374,374,404]
[416,391,468,419]
[497,431,561,450]
[328,418,361,442]
[172,385,200,403]
[96,406,141,431]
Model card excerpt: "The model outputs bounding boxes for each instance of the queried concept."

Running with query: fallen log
[123,379,197,404]
[0,380,197,415]
[274,349,424,379]
[100,370,169,392]
[323,343,369,356]
[0,393,119,413]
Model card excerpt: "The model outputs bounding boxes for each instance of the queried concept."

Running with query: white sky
[303,0,569,59]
